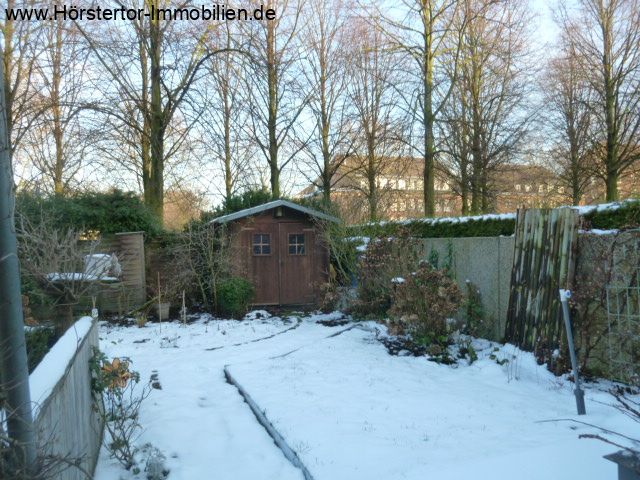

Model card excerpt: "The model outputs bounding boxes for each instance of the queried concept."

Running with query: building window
[539,185,545,193]
[515,184,521,191]
[288,234,305,255]
[525,184,532,192]
[398,179,406,190]
[253,234,271,255]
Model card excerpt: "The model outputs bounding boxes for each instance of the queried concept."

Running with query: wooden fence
[504,208,579,363]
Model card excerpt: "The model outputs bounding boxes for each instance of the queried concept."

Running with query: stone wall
[420,237,515,340]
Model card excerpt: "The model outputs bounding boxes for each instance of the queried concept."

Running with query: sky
[531,0,561,46]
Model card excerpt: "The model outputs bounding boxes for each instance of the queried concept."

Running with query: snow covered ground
[95,312,638,480]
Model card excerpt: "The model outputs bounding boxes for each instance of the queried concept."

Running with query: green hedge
[583,200,640,230]
[350,200,640,239]
[16,190,162,235]
[351,214,517,239]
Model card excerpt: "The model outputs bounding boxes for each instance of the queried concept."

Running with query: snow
[29,316,94,419]
[579,228,620,235]
[572,199,638,215]
[46,272,119,282]
[362,212,517,228]
[94,313,638,480]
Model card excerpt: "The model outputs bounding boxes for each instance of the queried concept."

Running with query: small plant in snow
[90,348,152,472]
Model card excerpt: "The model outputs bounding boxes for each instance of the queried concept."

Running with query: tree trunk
[3,0,15,162]
[266,18,280,199]
[147,1,164,222]
[605,170,619,202]
[52,18,64,194]
[601,6,619,202]
[422,10,436,217]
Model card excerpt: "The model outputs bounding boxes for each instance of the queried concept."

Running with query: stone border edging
[223,367,316,480]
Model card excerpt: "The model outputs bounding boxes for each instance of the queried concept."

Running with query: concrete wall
[420,237,515,340]
[33,320,103,480]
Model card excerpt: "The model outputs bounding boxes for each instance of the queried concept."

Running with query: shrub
[90,349,151,472]
[462,280,487,337]
[216,277,255,318]
[25,327,57,373]
[16,190,162,236]
[197,188,275,226]
[353,233,420,316]
[389,262,462,344]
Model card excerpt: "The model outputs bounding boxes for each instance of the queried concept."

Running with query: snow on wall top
[359,199,638,229]
[29,316,94,419]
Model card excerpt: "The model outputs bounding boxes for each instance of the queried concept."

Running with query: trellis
[606,237,640,385]
[504,208,579,360]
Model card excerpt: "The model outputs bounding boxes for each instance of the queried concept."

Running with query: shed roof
[209,199,340,224]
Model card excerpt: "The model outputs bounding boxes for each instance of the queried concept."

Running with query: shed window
[253,234,271,255]
[288,234,305,255]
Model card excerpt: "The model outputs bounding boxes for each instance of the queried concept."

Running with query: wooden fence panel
[505,209,578,359]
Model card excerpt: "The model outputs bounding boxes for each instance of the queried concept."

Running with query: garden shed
[210,200,339,306]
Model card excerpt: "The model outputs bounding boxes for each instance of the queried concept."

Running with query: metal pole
[0,47,37,472]
[559,289,586,415]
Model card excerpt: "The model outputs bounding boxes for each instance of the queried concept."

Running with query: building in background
[299,157,640,224]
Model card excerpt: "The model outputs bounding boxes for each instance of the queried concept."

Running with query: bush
[216,277,255,318]
[353,233,420,316]
[462,280,487,337]
[389,262,462,344]
[197,188,275,226]
[16,190,162,236]
[25,327,57,373]
[90,349,152,472]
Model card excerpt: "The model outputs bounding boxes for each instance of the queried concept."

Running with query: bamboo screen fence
[504,208,579,359]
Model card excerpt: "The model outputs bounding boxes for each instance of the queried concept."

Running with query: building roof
[209,199,340,224]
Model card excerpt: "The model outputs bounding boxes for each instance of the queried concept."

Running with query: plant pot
[155,302,170,321]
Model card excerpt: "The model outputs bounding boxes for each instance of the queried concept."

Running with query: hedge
[350,214,517,239]
[16,190,162,235]
[350,199,640,239]
[582,200,640,230]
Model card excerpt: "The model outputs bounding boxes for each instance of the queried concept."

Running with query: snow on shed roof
[209,199,340,224]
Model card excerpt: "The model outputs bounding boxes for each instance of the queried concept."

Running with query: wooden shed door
[246,224,280,304]
[278,223,314,304]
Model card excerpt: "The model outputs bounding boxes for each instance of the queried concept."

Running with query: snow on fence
[30,317,103,480]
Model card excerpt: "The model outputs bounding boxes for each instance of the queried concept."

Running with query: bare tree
[198,21,255,201]
[560,0,640,201]
[439,0,534,214]
[22,16,95,194]
[348,20,407,221]
[1,0,43,161]
[77,0,230,223]
[243,0,310,198]
[300,0,357,206]
[543,29,595,206]
[375,0,468,216]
